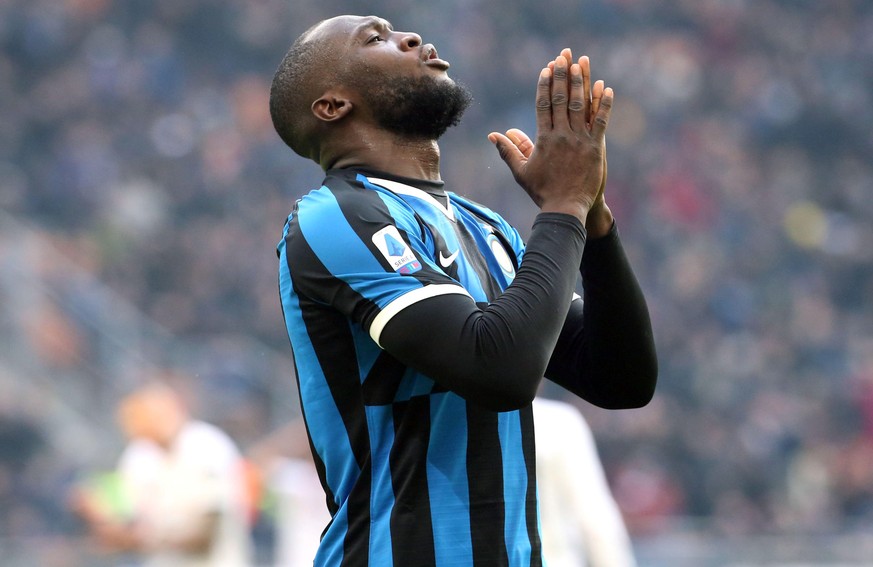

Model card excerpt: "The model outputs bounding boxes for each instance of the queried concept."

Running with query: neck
[321,129,442,181]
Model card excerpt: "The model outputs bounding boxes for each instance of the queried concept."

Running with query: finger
[488,131,529,175]
[550,56,570,129]
[579,56,591,123]
[535,67,553,131]
[601,151,608,192]
[506,128,534,158]
[591,79,604,125]
[568,63,586,132]
[547,48,573,73]
[590,86,613,140]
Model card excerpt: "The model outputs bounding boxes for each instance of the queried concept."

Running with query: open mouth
[423,45,450,69]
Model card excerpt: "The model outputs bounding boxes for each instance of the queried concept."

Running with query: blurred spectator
[534,397,638,567]
[248,417,330,567]
[70,381,253,567]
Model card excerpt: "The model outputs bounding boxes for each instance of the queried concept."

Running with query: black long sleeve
[545,223,658,408]
[379,213,587,411]
[379,215,657,412]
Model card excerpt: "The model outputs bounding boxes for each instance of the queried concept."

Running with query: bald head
[270,15,470,168]
[269,16,361,160]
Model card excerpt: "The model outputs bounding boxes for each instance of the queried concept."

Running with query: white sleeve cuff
[369,284,473,348]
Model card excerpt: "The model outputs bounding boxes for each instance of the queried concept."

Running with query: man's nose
[398,32,422,50]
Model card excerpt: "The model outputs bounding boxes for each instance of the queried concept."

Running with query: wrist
[584,202,613,238]
[539,200,590,225]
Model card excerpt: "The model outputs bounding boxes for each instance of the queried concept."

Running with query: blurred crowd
[1,0,872,563]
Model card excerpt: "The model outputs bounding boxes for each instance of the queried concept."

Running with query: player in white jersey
[72,382,253,567]
[534,397,637,567]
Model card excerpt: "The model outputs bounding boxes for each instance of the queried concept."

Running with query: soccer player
[533,396,638,566]
[270,14,657,566]
[71,382,253,567]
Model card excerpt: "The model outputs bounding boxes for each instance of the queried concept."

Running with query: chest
[413,202,519,302]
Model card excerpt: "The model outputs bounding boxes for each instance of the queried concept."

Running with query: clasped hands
[489,49,614,237]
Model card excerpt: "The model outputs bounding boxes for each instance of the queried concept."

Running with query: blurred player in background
[248,416,332,567]
[534,397,637,567]
[71,381,253,567]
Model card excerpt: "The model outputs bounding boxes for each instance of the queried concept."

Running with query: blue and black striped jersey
[278,168,543,566]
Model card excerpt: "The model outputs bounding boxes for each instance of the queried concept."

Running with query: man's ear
[311,93,353,123]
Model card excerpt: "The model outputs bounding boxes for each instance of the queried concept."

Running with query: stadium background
[1,0,871,565]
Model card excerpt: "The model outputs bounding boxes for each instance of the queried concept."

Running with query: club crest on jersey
[372,226,422,275]
[487,233,516,278]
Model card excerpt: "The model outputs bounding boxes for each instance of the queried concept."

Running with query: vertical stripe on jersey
[453,218,505,301]
[499,410,531,566]
[281,215,373,565]
[428,394,474,565]
[317,504,349,566]
[343,457,373,567]
[284,216,371,485]
[520,405,542,566]
[389,397,436,565]
[361,351,408,406]
[279,232,339,522]
[297,301,372,567]
[279,233,338,516]
[466,403,508,566]
[367,404,397,566]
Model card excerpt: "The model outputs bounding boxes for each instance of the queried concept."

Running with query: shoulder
[290,171,416,231]
[282,172,427,265]
[533,397,590,434]
[451,193,508,224]
[452,194,523,241]
[178,421,241,460]
[291,172,362,219]
[118,439,163,470]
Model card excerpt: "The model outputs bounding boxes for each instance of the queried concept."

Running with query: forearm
[380,213,587,411]
[90,520,147,552]
[546,223,657,408]
[160,514,218,553]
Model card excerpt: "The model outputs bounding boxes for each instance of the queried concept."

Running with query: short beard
[359,74,472,140]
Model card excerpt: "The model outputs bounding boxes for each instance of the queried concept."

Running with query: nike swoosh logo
[439,249,459,268]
